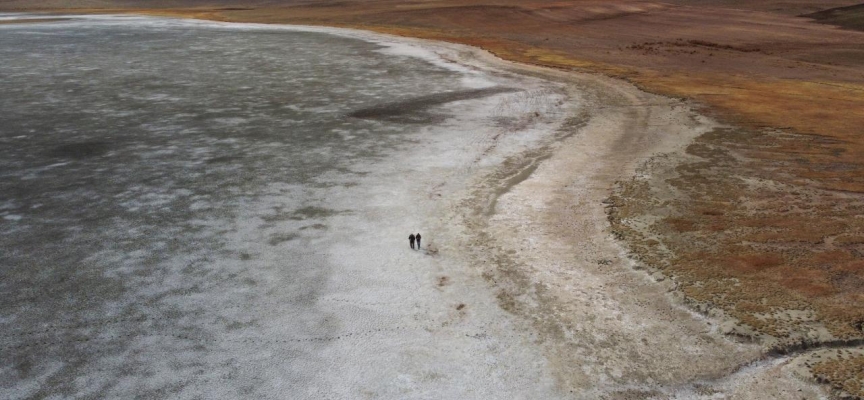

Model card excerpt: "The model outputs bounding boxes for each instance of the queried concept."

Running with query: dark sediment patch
[290,206,343,220]
[299,223,327,230]
[268,232,299,246]
[205,155,243,164]
[47,141,111,159]
[349,87,518,123]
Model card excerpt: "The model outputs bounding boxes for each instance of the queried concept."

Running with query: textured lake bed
[0,15,573,398]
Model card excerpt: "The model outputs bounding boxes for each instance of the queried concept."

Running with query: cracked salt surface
[0,15,575,399]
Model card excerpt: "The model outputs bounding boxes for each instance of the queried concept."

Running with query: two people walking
[409,233,422,250]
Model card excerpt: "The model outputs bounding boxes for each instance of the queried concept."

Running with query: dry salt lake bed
[0,14,576,399]
[0,13,831,400]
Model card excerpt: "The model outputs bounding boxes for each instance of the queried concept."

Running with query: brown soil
[4,0,864,396]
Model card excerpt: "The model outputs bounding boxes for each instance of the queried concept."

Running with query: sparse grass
[812,355,864,398]
[608,126,864,390]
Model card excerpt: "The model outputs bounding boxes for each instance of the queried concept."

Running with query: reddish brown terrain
[3,0,864,397]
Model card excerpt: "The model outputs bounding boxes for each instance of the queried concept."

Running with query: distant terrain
[3,0,864,398]
[807,3,864,31]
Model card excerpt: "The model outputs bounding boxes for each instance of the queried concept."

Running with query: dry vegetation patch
[812,352,864,398]
[608,125,864,392]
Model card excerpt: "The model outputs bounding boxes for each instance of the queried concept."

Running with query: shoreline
[444,50,826,397]
[0,13,844,398]
[343,24,841,397]
[169,14,838,397]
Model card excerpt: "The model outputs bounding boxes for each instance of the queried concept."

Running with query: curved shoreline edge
[5,12,860,399]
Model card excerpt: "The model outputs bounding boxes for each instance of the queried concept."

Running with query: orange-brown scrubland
[4,0,864,396]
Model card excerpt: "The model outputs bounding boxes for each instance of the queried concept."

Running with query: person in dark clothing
[415,233,421,249]
[409,233,415,249]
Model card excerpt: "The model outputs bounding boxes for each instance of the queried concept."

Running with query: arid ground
[3,0,864,398]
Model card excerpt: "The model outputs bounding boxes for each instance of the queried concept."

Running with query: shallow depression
[0,15,574,399]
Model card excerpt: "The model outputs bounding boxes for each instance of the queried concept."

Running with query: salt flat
[0,15,571,399]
